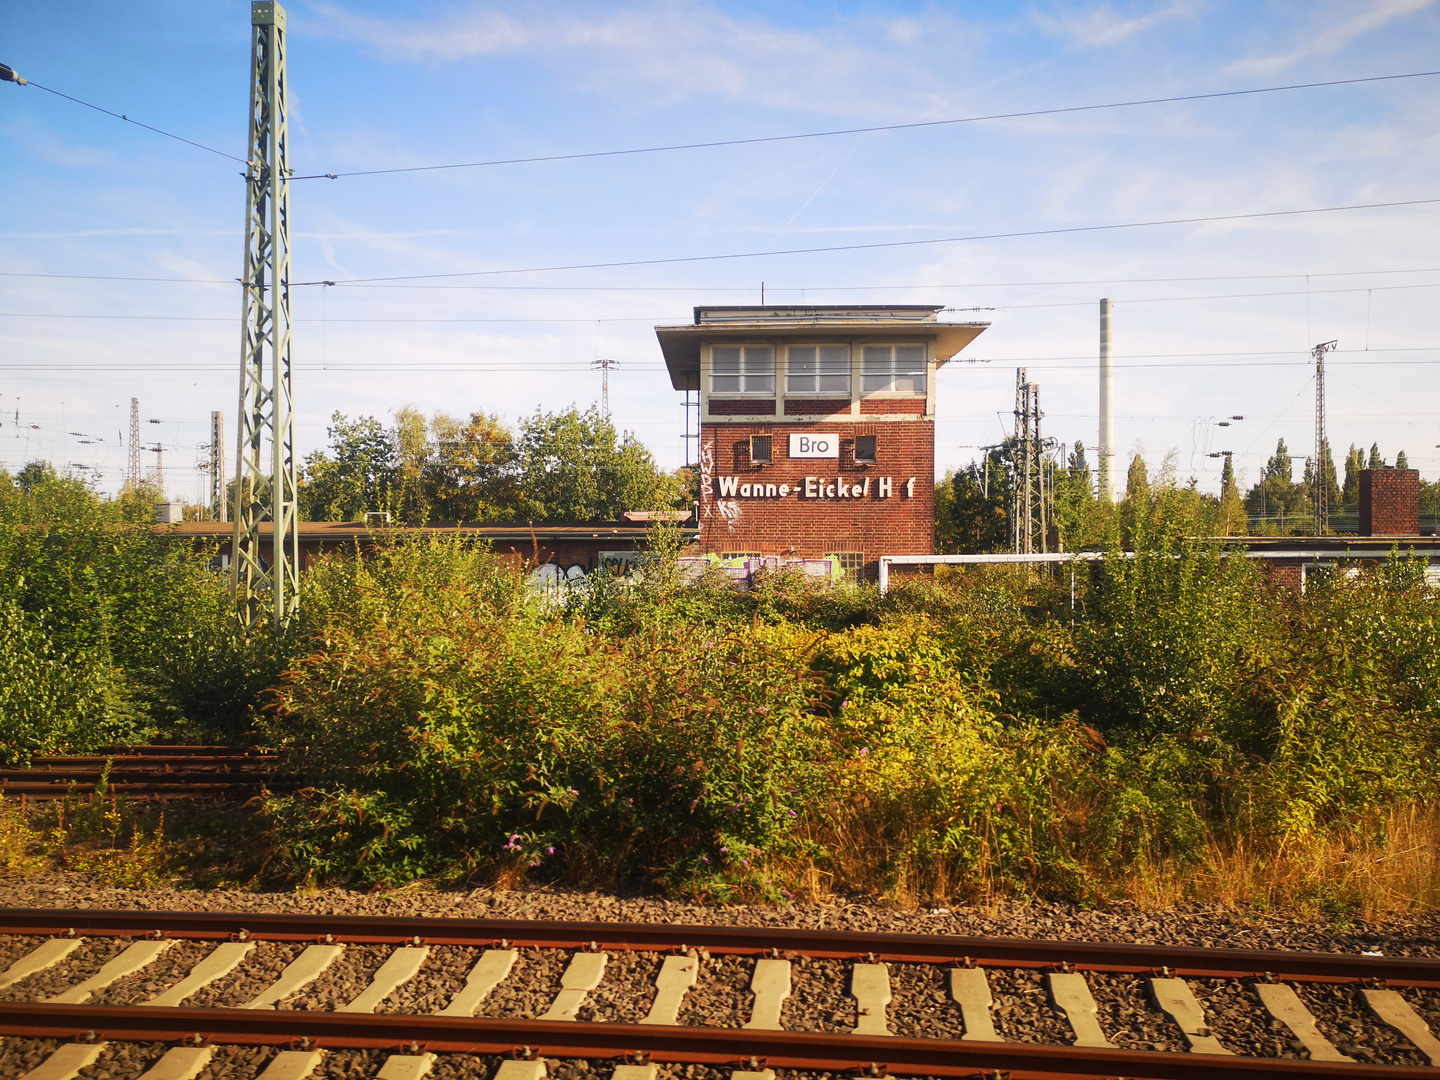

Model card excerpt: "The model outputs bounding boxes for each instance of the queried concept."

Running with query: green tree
[1368,442,1384,470]
[1216,453,1246,535]
[392,406,432,525]
[1314,439,1340,517]
[1342,444,1365,510]
[1124,452,1150,501]
[1245,438,1309,533]
[1053,440,1101,550]
[300,413,398,521]
[514,406,681,522]
[426,411,520,522]
[936,454,1007,553]
[1396,449,1410,471]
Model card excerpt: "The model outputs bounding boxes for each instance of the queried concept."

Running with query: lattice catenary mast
[210,411,227,522]
[128,398,141,490]
[1312,339,1337,536]
[231,0,299,627]
[1010,368,1051,555]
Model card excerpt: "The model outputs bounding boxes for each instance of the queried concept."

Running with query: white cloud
[1225,0,1437,74]
[1031,1,1197,47]
[309,4,530,61]
[305,2,983,119]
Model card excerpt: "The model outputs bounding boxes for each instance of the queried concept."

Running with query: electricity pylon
[231,0,299,628]
[593,357,618,418]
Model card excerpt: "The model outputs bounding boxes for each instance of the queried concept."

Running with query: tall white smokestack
[1098,297,1116,501]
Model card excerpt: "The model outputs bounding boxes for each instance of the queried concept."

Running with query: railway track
[2,909,1439,1079]
[1,746,285,798]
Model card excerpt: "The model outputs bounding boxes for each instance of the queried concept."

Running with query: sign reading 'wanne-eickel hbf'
[716,475,917,500]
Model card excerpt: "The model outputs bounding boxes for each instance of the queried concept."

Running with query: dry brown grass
[1120,803,1440,920]
[797,801,1440,921]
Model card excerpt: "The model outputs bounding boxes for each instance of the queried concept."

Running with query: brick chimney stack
[1359,468,1420,536]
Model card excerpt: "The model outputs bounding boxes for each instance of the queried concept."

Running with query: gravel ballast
[0,934,129,1003]
[3,870,1440,1071]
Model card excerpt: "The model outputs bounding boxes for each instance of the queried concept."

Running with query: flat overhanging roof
[655,305,990,390]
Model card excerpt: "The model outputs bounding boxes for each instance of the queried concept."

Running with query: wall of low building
[698,419,934,577]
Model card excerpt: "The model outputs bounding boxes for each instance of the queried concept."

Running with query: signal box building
[657,306,988,580]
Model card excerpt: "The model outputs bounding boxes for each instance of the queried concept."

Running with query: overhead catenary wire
[12,77,245,163]
[294,197,1440,283]
[288,70,1440,180]
[8,280,1440,324]
[6,265,1440,290]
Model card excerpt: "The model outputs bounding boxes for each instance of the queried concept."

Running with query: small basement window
[712,345,775,395]
[786,345,850,395]
[862,344,926,394]
[749,434,773,464]
[854,435,877,464]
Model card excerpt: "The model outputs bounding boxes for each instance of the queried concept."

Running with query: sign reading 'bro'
[788,433,838,458]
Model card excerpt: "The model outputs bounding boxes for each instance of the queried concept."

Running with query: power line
[7,265,1440,290]
[300,197,1440,283]
[10,279,1440,324]
[2,351,1436,374]
[290,70,1440,181]
[978,280,1440,310]
[17,79,246,163]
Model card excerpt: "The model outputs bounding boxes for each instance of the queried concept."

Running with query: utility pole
[1312,339,1336,536]
[153,442,164,497]
[232,0,299,629]
[210,411,227,521]
[593,357,618,419]
[128,398,141,490]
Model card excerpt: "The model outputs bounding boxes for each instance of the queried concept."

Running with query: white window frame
[861,343,928,396]
[785,344,851,396]
[709,344,776,396]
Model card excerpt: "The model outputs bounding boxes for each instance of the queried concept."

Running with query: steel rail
[1,909,1434,986]
[3,749,286,797]
[4,1003,1433,1080]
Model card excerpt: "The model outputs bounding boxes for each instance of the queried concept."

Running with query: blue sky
[3,0,1439,503]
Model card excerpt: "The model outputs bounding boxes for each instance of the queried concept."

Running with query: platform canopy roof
[655,305,990,390]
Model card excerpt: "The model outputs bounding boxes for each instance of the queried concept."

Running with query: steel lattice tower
[231,0,298,628]
[1010,369,1051,554]
[128,398,141,490]
[210,411,227,522]
[1312,339,1336,536]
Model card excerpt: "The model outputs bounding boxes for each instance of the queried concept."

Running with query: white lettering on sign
[788,433,839,458]
[714,476,901,501]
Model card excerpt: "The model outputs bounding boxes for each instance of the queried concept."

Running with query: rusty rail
[1,746,287,798]
[1,908,1434,986]
[3,1003,1433,1079]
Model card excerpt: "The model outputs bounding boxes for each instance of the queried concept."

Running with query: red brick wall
[784,398,850,415]
[1359,469,1420,535]
[698,420,934,576]
[861,398,926,415]
[709,400,776,416]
